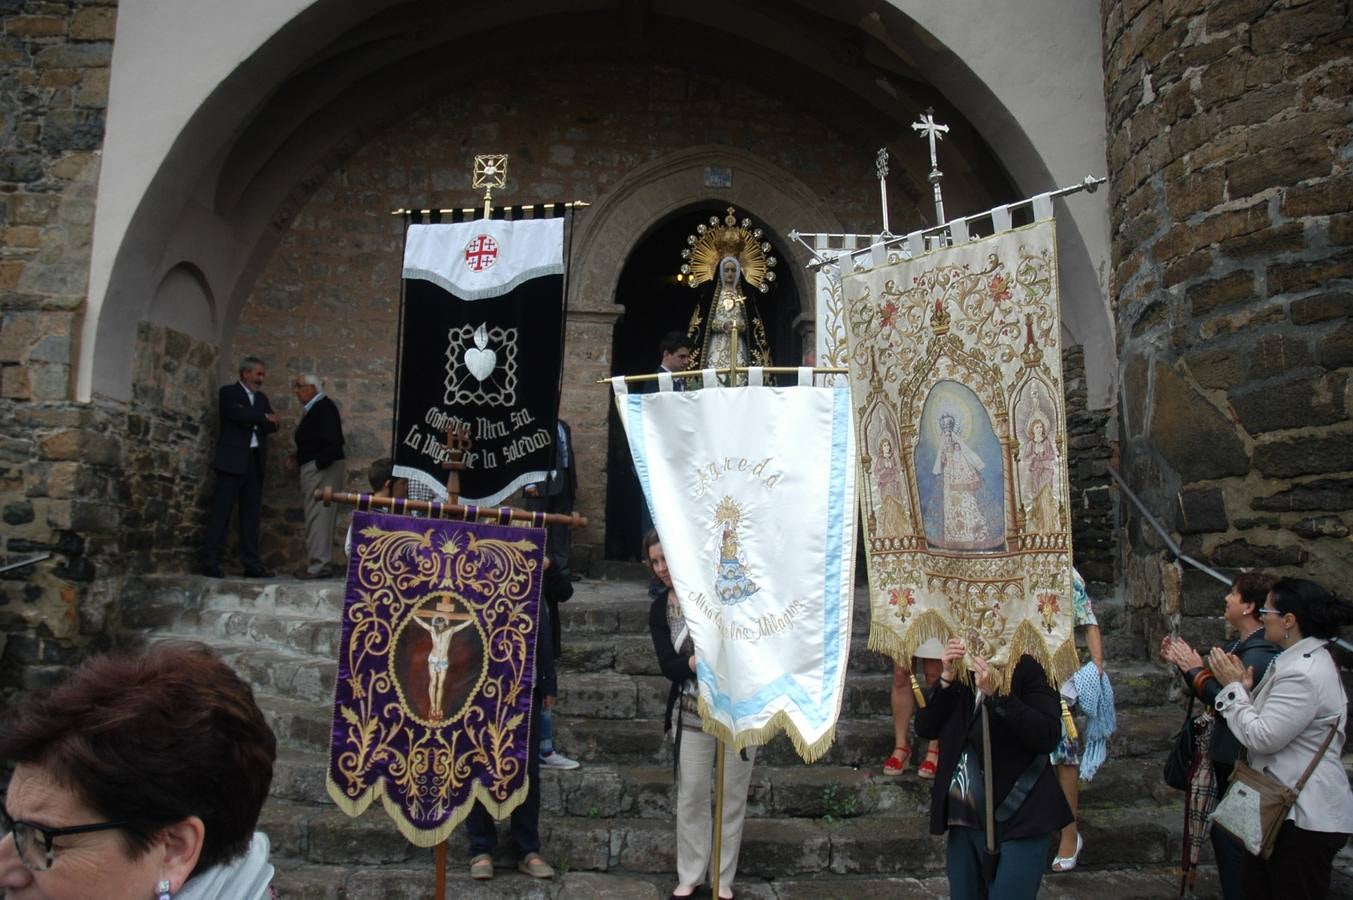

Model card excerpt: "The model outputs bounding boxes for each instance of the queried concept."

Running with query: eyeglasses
[0,806,127,872]
[1257,607,1283,618]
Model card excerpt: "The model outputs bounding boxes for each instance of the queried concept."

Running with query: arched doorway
[603,203,803,560]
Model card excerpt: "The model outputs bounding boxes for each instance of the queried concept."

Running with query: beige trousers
[299,459,345,570]
[676,727,756,893]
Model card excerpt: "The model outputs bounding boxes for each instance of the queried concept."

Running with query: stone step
[258,798,1181,878]
[553,704,1183,768]
[270,743,1175,821]
[270,862,1237,900]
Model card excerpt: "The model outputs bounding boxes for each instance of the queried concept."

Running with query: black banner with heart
[393,217,565,505]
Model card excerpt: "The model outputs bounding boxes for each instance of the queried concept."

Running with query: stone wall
[1,0,118,690]
[1104,0,1352,655]
[1064,344,1117,588]
[0,323,217,695]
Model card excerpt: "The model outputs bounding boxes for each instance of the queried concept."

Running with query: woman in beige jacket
[1209,577,1353,900]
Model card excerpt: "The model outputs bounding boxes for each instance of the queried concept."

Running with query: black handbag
[1163,693,1197,791]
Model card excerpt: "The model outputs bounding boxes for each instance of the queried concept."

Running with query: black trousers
[1241,820,1348,900]
[203,450,264,569]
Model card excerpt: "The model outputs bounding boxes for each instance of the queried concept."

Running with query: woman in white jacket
[1209,577,1353,900]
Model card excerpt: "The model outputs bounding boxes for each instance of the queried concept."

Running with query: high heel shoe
[1051,833,1082,872]
[917,744,940,779]
[882,745,910,776]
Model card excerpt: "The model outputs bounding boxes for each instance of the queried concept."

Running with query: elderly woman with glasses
[1208,578,1353,900]
[0,643,277,900]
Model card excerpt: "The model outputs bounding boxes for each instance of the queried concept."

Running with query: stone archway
[559,146,843,558]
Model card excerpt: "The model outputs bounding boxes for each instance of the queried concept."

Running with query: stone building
[1,0,1349,687]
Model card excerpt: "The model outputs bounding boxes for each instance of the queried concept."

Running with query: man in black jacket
[203,356,279,577]
[290,374,346,578]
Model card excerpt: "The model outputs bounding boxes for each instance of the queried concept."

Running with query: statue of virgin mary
[679,207,776,383]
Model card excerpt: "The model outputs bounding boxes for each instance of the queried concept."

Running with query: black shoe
[242,566,275,578]
[202,565,223,578]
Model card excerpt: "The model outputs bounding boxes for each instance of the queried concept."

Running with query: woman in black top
[645,531,753,900]
[915,637,1071,899]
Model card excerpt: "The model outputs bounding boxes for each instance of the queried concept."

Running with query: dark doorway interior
[604,203,802,559]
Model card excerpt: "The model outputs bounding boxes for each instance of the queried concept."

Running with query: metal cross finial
[472,154,508,218]
[875,147,892,236]
[911,108,950,226]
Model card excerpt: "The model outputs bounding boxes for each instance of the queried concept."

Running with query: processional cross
[440,423,472,504]
[911,107,950,227]
[875,147,892,237]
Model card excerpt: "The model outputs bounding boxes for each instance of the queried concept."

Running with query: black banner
[393,219,564,504]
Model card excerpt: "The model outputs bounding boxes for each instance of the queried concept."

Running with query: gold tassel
[1061,697,1078,742]
[910,671,926,709]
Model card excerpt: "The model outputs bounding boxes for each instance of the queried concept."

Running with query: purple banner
[326,511,544,845]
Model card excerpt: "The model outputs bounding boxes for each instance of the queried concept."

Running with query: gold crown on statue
[680,207,777,293]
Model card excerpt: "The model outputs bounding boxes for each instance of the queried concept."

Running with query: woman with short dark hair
[915,637,1071,898]
[0,642,277,899]
[1209,577,1353,899]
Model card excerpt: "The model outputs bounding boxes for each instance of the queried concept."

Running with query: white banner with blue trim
[611,371,857,761]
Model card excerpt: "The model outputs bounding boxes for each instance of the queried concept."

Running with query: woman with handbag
[1159,572,1280,897]
[1208,577,1353,899]
[915,637,1071,898]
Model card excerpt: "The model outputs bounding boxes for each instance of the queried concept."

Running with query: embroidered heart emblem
[464,324,496,381]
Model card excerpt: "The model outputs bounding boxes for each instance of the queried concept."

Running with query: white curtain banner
[613,383,857,761]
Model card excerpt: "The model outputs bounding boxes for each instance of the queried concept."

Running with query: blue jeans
[465,695,542,858]
[946,828,1050,899]
[539,706,554,757]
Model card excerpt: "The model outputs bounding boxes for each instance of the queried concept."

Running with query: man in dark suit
[641,331,692,393]
[202,356,279,577]
[289,373,346,578]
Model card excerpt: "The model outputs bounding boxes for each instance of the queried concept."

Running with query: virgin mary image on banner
[915,380,1005,552]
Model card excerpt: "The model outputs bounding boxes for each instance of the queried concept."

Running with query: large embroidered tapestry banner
[327,511,544,846]
[612,375,857,761]
[394,216,564,505]
[840,219,1076,692]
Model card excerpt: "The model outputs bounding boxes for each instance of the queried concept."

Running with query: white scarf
[177,832,274,900]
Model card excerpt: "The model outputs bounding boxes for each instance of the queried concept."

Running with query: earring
[156,879,172,900]
[1284,630,1290,642]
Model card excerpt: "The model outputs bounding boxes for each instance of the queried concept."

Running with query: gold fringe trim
[866,609,951,668]
[869,614,1078,697]
[325,773,531,848]
[693,698,840,764]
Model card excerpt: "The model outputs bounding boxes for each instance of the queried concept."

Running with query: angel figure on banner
[680,207,777,383]
[874,435,908,534]
[1015,380,1062,534]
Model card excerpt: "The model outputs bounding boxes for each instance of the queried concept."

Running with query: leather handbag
[1163,694,1197,791]
[1209,723,1339,858]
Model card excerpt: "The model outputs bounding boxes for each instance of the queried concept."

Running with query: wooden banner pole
[317,487,586,528]
[710,738,727,900]
[434,841,448,897]
[597,365,847,386]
